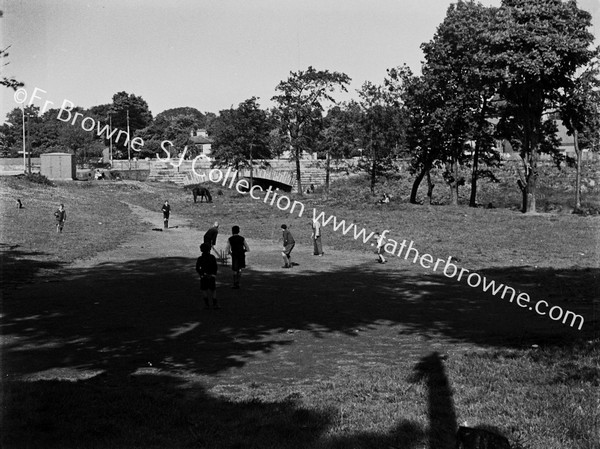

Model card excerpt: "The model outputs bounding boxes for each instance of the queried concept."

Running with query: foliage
[417,1,502,206]
[491,0,596,213]
[22,172,54,186]
[355,74,407,194]
[210,97,272,171]
[272,66,351,194]
[107,91,153,158]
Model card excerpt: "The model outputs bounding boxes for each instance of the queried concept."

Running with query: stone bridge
[137,159,356,190]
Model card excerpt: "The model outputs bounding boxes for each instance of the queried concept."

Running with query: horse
[192,186,213,203]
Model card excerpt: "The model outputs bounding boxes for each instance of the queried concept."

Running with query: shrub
[23,173,55,186]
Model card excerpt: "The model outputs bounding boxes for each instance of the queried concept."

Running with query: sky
[1,0,598,124]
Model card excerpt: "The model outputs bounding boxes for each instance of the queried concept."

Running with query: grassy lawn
[1,174,598,449]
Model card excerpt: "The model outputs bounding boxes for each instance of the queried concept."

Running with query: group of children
[195,221,250,310]
[161,198,389,310]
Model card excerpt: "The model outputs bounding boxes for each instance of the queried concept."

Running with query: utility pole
[21,104,26,173]
[108,112,113,165]
[26,112,31,175]
[249,143,253,188]
[127,109,131,170]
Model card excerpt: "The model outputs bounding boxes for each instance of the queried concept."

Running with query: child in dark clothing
[195,243,219,309]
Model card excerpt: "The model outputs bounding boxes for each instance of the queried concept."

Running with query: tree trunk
[288,127,303,195]
[295,150,303,195]
[524,147,537,213]
[574,129,581,208]
[426,170,435,205]
[410,167,427,204]
[445,161,459,206]
[469,142,480,207]
[325,149,330,192]
[369,134,376,195]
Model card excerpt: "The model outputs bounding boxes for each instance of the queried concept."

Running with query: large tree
[491,0,596,213]
[318,103,362,191]
[356,79,406,194]
[109,92,153,159]
[272,66,350,194]
[210,97,272,174]
[399,70,445,204]
[560,56,600,208]
[421,1,501,207]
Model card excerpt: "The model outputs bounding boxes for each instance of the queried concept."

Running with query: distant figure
[305,183,315,194]
[16,199,23,209]
[281,224,295,268]
[378,193,390,204]
[54,203,67,233]
[161,200,171,229]
[373,231,387,264]
[311,219,324,256]
[203,221,219,256]
[192,186,212,203]
[195,243,219,309]
[226,225,250,289]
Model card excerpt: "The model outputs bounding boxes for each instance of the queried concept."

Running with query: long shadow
[411,352,457,449]
[1,256,596,447]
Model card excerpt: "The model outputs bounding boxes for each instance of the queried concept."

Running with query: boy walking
[281,224,295,268]
[54,204,66,233]
[373,231,387,264]
[225,225,250,289]
[195,243,219,309]
[161,200,171,229]
[311,219,324,256]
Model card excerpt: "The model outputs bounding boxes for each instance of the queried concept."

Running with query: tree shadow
[0,244,66,288]
[1,255,595,447]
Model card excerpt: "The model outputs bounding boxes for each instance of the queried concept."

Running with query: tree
[156,107,207,130]
[272,66,350,194]
[109,92,153,159]
[210,97,272,175]
[560,56,600,208]
[491,0,596,213]
[421,1,501,207]
[356,79,406,194]
[318,103,362,191]
[399,70,445,205]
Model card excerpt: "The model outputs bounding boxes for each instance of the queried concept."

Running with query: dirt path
[3,202,589,389]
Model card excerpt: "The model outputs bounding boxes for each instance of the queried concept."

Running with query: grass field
[1,174,598,449]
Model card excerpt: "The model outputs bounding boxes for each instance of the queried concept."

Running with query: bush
[23,173,55,186]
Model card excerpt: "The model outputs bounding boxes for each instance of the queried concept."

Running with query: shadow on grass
[0,244,66,288]
[1,256,596,447]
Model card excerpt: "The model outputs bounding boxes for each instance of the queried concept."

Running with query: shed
[40,153,76,180]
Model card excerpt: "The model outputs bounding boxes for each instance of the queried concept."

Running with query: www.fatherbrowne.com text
[15,87,584,331]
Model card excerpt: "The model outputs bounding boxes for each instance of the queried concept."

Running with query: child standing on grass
[373,231,387,264]
[225,225,250,289]
[54,204,66,233]
[196,243,219,309]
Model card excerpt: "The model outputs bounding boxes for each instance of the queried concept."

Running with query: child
[195,243,219,309]
[373,231,387,264]
[225,225,250,289]
[54,204,66,233]
[161,200,170,229]
[281,224,295,268]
